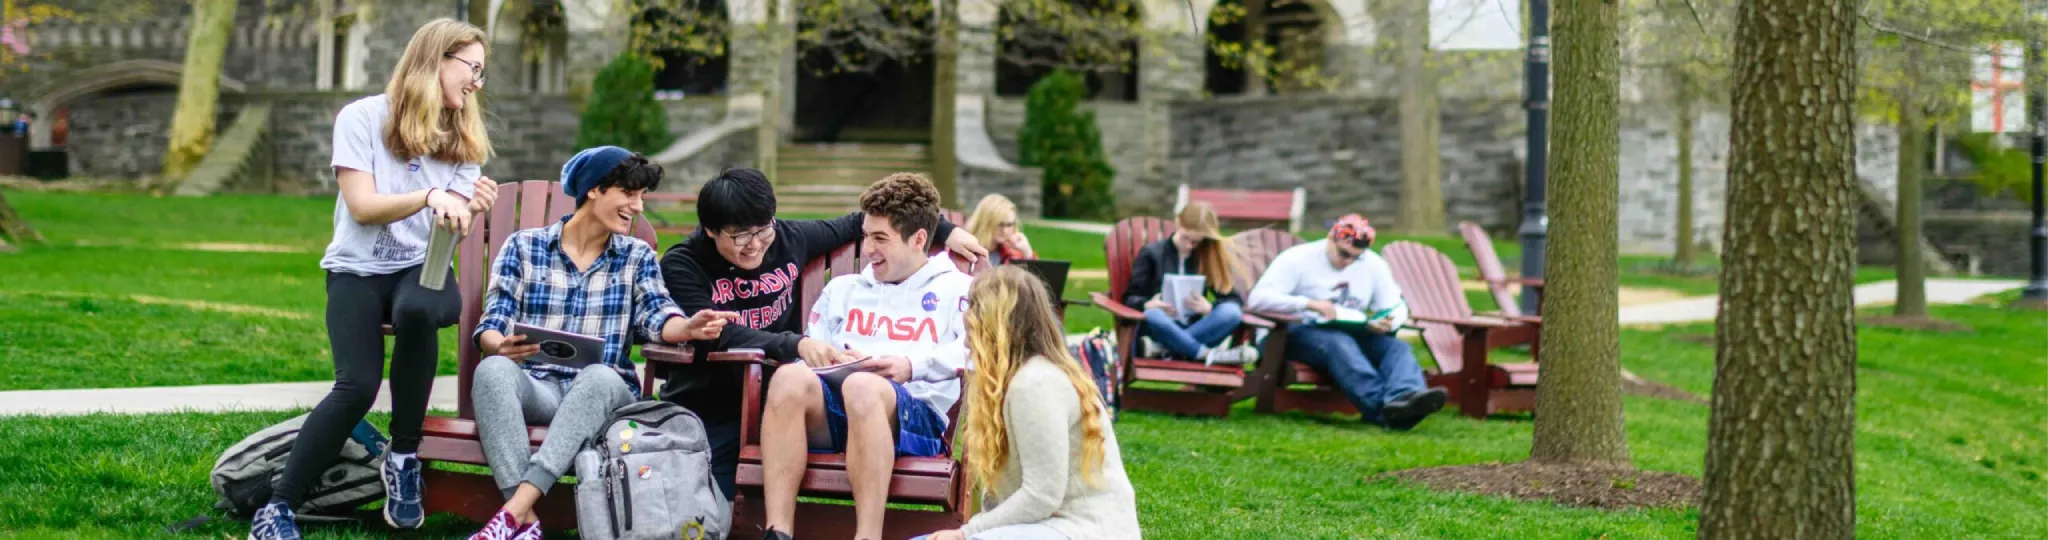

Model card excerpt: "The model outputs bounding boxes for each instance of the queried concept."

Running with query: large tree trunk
[929,5,959,208]
[159,0,239,189]
[0,189,42,248]
[1894,99,1928,317]
[1699,0,1860,536]
[1528,0,1628,466]
[1243,0,1269,95]
[1675,89,1698,266]
[1397,1,1445,234]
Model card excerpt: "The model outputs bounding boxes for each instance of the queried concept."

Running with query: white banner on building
[1971,41,2025,134]
[1432,0,1524,51]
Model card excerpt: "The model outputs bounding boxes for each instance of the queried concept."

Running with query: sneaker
[512,521,545,540]
[1382,387,1449,431]
[467,509,525,540]
[1203,344,1258,366]
[761,527,794,540]
[248,501,302,540]
[380,453,425,529]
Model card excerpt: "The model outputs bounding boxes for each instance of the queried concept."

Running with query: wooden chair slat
[1460,221,1521,317]
[517,181,553,230]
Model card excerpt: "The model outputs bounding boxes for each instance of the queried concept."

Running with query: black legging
[271,264,459,506]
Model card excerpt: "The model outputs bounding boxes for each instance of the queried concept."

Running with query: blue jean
[1284,324,1427,422]
[1141,300,1244,359]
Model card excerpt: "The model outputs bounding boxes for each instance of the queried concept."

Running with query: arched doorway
[791,0,937,143]
[1204,0,1334,96]
[638,0,730,97]
[491,0,570,94]
[24,59,247,178]
[994,0,1142,102]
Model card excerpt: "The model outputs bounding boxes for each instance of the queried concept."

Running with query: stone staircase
[776,143,932,214]
[172,102,273,196]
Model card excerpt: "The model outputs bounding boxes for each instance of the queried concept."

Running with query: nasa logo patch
[808,312,820,325]
[921,292,939,312]
[407,161,421,173]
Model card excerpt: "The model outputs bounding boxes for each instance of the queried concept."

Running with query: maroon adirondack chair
[1381,241,1541,418]
[1233,229,1369,416]
[1087,217,1273,417]
[639,245,979,538]
[412,180,662,529]
[1459,221,1545,316]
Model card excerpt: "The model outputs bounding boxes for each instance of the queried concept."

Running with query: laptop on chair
[1011,259,1072,308]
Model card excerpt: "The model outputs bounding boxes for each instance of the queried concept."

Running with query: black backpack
[209,414,388,522]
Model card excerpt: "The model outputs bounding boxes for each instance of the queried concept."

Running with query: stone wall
[662,98,728,138]
[659,127,761,195]
[62,90,182,178]
[984,97,1148,211]
[218,90,581,194]
[358,1,466,90]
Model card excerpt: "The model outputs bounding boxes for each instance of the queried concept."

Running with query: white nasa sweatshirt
[1247,239,1410,328]
[806,253,974,423]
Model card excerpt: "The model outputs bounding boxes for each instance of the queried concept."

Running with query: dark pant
[706,416,740,500]
[1284,324,1426,423]
[271,265,458,506]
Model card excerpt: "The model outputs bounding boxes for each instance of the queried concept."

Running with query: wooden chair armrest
[1247,310,1301,324]
[1514,277,1545,288]
[1412,313,1518,330]
[705,349,771,363]
[1059,298,1093,307]
[1238,313,1276,329]
[1089,292,1147,321]
[641,344,695,365]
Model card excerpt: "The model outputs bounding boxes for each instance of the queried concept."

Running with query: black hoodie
[657,212,955,422]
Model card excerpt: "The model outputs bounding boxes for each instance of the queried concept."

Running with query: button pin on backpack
[619,429,634,440]
[637,465,652,479]
[620,442,632,453]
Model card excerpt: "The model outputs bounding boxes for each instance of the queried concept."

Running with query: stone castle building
[3,0,2029,273]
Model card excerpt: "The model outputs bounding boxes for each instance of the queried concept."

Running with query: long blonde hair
[964,194,1018,249]
[1177,201,1244,294]
[383,18,492,164]
[962,266,1109,494]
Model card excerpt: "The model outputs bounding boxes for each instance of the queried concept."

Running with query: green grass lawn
[2,298,2041,538]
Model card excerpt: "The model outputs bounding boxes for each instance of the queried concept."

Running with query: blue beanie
[560,146,634,204]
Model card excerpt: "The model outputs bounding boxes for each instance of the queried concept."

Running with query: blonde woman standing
[252,18,498,540]
[917,266,1141,540]
[965,194,1034,265]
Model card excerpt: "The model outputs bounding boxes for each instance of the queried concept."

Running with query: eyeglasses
[998,221,1018,229]
[723,220,776,246]
[444,53,485,85]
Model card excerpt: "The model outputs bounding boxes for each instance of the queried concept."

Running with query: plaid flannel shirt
[474,220,684,397]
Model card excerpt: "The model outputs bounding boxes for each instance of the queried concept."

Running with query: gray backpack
[210,414,387,521]
[575,401,730,540]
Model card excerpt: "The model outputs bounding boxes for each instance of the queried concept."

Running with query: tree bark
[1528,0,1628,467]
[1700,0,1859,536]
[1894,99,1928,317]
[929,5,959,208]
[159,0,238,189]
[1675,89,1698,267]
[1397,0,1445,234]
[0,189,42,248]
[1243,0,1269,95]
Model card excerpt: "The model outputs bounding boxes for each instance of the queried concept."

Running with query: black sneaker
[248,501,302,540]
[1382,387,1449,431]
[761,528,793,540]
[380,454,426,529]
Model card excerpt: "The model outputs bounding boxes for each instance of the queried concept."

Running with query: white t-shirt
[1246,239,1410,328]
[319,94,482,276]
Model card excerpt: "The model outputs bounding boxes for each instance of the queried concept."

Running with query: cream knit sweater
[959,356,1142,539]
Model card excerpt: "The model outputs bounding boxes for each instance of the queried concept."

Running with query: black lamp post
[2021,34,2048,305]
[1519,0,1551,312]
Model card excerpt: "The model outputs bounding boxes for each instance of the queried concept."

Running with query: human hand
[1184,293,1212,316]
[928,530,965,540]
[1307,300,1338,320]
[797,337,839,368]
[861,355,914,383]
[488,332,540,361]
[945,228,989,264]
[1369,317,1398,334]
[1144,297,1176,316]
[426,189,474,235]
[679,310,739,341]
[468,176,498,213]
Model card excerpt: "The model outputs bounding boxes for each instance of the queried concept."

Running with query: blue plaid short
[810,373,949,457]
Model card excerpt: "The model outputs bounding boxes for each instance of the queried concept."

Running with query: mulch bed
[1385,462,1700,510]
[1861,315,1973,333]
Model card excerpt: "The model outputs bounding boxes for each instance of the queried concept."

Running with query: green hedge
[575,53,674,154]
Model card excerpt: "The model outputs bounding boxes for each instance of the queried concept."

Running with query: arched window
[994,0,1141,102]
[1205,0,1332,96]
[637,0,730,96]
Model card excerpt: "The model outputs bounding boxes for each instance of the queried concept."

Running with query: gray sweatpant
[473,356,636,498]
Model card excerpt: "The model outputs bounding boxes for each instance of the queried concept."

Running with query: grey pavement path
[0,279,2023,418]
[1027,219,1114,235]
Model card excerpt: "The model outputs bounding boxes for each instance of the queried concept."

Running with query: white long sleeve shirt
[806,253,973,423]
[1247,239,1410,328]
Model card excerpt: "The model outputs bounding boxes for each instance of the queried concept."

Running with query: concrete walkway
[0,280,2023,418]
[1028,219,1114,235]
